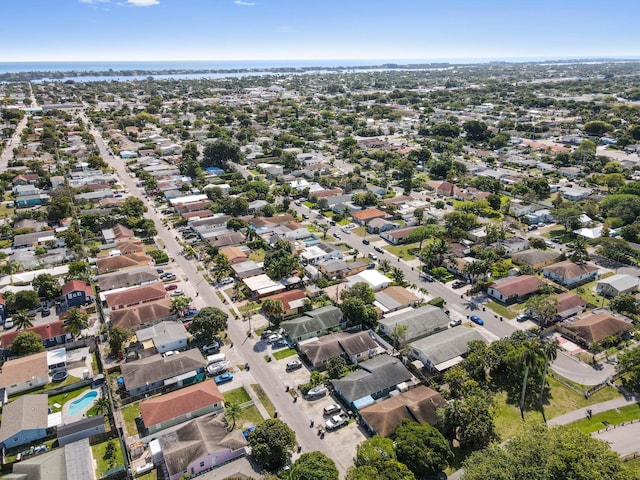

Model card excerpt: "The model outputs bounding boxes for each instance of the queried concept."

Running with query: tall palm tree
[13,310,33,331]
[431,238,450,267]
[65,307,89,337]
[463,260,491,282]
[538,340,559,405]
[378,259,391,274]
[224,402,242,431]
[390,266,405,285]
[520,341,541,419]
[93,396,111,416]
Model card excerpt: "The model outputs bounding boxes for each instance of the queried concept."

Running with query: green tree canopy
[202,139,243,168]
[340,282,375,304]
[189,307,228,341]
[290,451,339,480]
[248,418,296,468]
[10,331,44,356]
[64,307,89,337]
[32,273,61,300]
[108,325,132,358]
[394,419,454,478]
[461,422,634,480]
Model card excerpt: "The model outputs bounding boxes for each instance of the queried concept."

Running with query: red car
[165,284,178,291]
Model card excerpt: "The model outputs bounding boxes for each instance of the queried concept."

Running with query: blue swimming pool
[68,391,98,416]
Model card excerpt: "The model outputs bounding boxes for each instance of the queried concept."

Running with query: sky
[2,0,639,62]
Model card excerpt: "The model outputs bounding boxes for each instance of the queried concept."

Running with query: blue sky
[2,0,639,62]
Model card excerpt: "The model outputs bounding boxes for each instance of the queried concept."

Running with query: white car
[170,290,185,297]
[163,350,178,357]
[219,277,234,285]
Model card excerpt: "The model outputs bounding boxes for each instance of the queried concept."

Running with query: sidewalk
[243,382,270,420]
[548,394,640,426]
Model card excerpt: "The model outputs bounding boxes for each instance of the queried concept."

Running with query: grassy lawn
[486,301,517,320]
[248,248,268,262]
[626,457,640,477]
[237,405,264,429]
[121,403,141,437]
[136,472,158,480]
[302,201,314,208]
[251,384,276,418]
[338,218,351,226]
[351,226,367,237]
[571,277,610,307]
[384,242,420,260]
[239,302,260,315]
[48,386,91,413]
[323,210,335,218]
[91,438,124,476]
[272,348,297,360]
[224,386,251,405]
[568,404,640,434]
[494,375,622,441]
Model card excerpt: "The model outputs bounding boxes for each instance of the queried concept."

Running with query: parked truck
[325,413,349,431]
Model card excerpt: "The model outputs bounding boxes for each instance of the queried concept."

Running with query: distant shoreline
[1,57,639,82]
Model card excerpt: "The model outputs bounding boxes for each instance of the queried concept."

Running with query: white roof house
[242,274,285,296]
[597,274,640,297]
[346,270,391,291]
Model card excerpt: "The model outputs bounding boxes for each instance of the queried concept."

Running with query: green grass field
[224,386,251,404]
[91,438,124,476]
[568,404,640,434]
[486,301,518,320]
[251,384,276,417]
[121,403,141,437]
[47,386,91,413]
[384,242,420,260]
[273,348,297,360]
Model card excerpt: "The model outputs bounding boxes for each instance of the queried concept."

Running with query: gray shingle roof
[0,394,49,443]
[281,306,343,338]
[121,349,205,391]
[331,355,412,404]
[409,327,485,367]
[379,305,450,343]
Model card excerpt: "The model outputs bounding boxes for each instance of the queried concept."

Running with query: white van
[206,353,226,365]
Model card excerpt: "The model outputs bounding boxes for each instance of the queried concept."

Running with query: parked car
[362,239,370,245]
[242,425,256,439]
[156,268,164,274]
[469,315,484,326]
[286,360,303,371]
[207,361,230,376]
[333,233,341,239]
[202,341,220,353]
[183,308,199,317]
[163,350,178,357]
[219,277,234,285]
[449,319,462,327]
[329,221,337,226]
[323,404,342,416]
[307,385,327,397]
[170,289,185,297]
[368,253,378,261]
[4,318,13,329]
[165,284,178,291]
[325,413,349,431]
[366,263,376,269]
[516,314,529,322]
[214,373,234,385]
[260,330,274,340]
[41,307,51,317]
[267,334,283,343]
[452,281,466,289]
[373,246,383,253]
[423,274,435,282]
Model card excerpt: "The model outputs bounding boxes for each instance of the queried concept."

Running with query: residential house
[346,269,391,291]
[560,185,592,201]
[331,355,413,410]
[13,231,57,249]
[563,311,633,347]
[281,306,345,343]
[113,240,145,255]
[61,279,94,308]
[318,259,367,280]
[262,290,307,318]
[498,237,530,255]
[378,305,450,345]
[596,274,640,297]
[205,231,247,248]
[95,252,153,274]
[136,321,189,354]
[151,414,247,480]
[97,266,159,292]
[366,218,398,234]
[15,194,48,209]
[218,246,248,265]
[409,327,486,373]
[300,242,344,265]
[373,286,420,313]
[139,382,225,435]
[231,260,264,279]
[1,321,69,351]
[0,351,50,395]
[8,438,94,480]
[380,226,418,245]
[57,415,106,446]
[101,223,135,243]
[548,292,587,322]
[511,249,562,269]
[487,275,545,304]
[299,330,379,368]
[359,386,447,437]
[189,215,230,234]
[351,208,387,226]
[120,349,206,396]
[0,395,49,448]
[543,261,599,287]
[103,282,167,311]
[109,298,175,331]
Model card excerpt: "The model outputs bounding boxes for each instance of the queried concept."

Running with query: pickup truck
[325,413,349,431]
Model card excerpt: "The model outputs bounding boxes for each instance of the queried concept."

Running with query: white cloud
[127,0,159,6]
[234,0,256,5]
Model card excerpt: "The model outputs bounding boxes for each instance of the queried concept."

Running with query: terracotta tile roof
[61,279,93,297]
[556,292,587,312]
[491,275,544,297]
[0,352,49,388]
[182,209,213,219]
[1,322,67,350]
[96,253,153,274]
[377,286,419,306]
[312,188,343,198]
[110,298,173,329]
[111,223,135,239]
[360,385,446,437]
[263,289,306,311]
[567,312,633,344]
[140,381,224,427]
[105,282,167,310]
[351,208,386,221]
[219,246,248,263]
[382,195,413,205]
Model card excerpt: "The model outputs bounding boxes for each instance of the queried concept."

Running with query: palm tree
[93,396,111,416]
[519,341,541,419]
[463,260,491,282]
[538,340,559,405]
[390,266,405,285]
[65,307,89,337]
[170,296,192,318]
[431,238,450,267]
[391,324,408,353]
[224,402,242,431]
[13,310,33,331]
[378,259,391,274]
